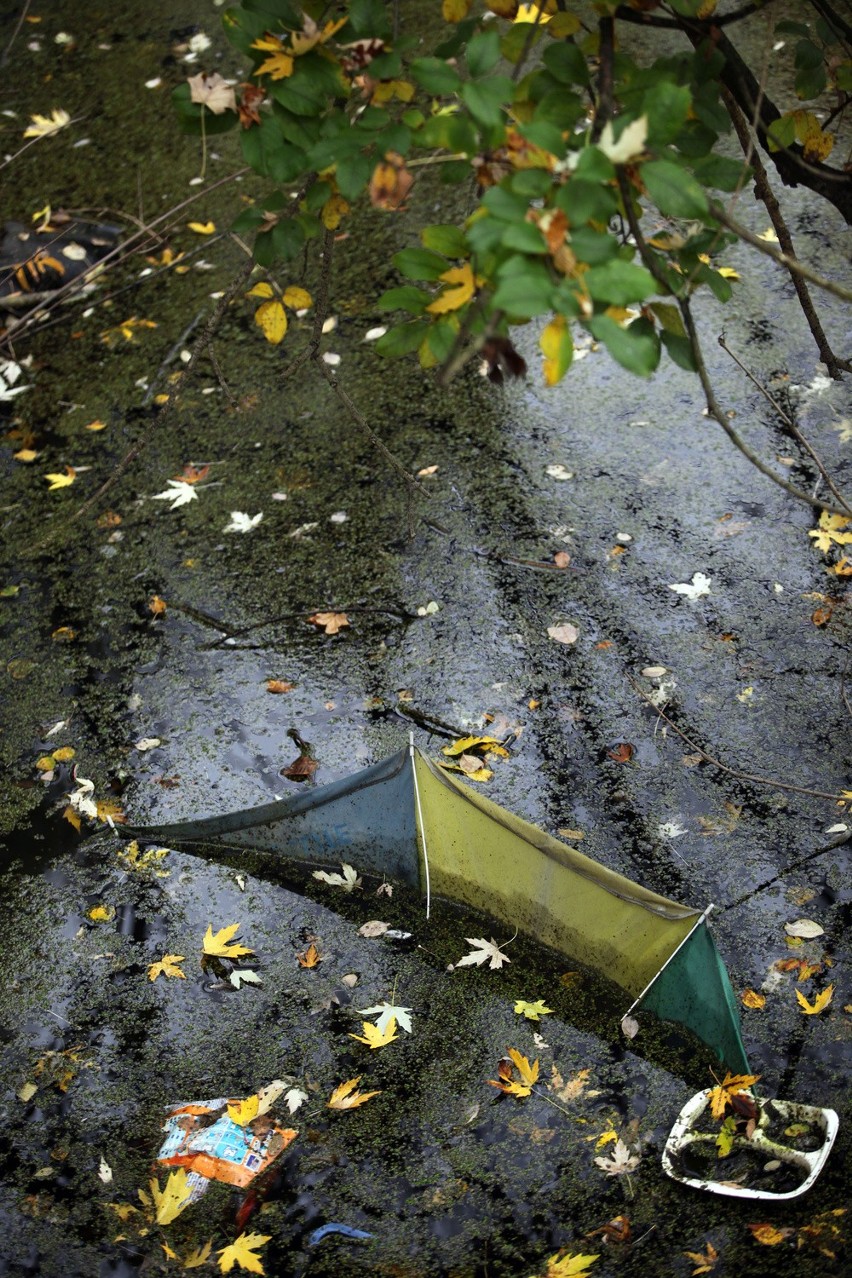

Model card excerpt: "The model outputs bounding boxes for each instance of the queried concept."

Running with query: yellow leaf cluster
[683,1241,719,1275]
[247,281,312,345]
[350,1016,398,1049]
[327,1076,381,1109]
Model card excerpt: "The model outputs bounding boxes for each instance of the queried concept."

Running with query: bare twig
[629,677,844,802]
[0,0,32,66]
[711,205,852,301]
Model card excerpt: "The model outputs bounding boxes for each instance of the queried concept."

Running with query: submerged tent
[124,741,750,1074]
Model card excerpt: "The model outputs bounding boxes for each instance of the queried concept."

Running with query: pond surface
[0,1,849,1274]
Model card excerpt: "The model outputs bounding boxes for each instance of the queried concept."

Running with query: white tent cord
[410,733,431,920]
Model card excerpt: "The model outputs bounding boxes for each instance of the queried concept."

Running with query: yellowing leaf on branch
[203,923,255,960]
[217,1231,271,1275]
[251,34,294,79]
[327,1076,381,1109]
[427,263,475,315]
[369,153,414,210]
[443,0,472,21]
[540,314,573,386]
[148,954,186,982]
[796,984,834,1015]
[322,193,349,230]
[254,299,287,343]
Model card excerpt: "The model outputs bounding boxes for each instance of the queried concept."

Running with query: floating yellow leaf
[540,314,573,386]
[426,263,475,314]
[227,1093,260,1126]
[741,989,766,1009]
[203,923,255,960]
[327,1076,382,1109]
[96,797,126,824]
[85,420,107,432]
[184,1241,213,1270]
[683,1241,719,1275]
[254,299,287,344]
[87,904,115,922]
[149,1168,192,1225]
[514,999,553,1021]
[45,467,76,491]
[532,1251,598,1278]
[218,1231,271,1275]
[148,954,186,982]
[296,942,321,968]
[488,1048,539,1098]
[14,448,38,462]
[350,1016,398,1049]
[187,220,216,235]
[809,511,852,553]
[708,1071,760,1119]
[23,108,71,139]
[747,1222,793,1246]
[796,984,834,1015]
[52,626,76,641]
[36,756,55,771]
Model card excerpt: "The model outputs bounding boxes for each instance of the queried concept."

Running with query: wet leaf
[456,937,511,969]
[350,1015,399,1049]
[203,923,255,960]
[668,572,711,600]
[796,984,833,1015]
[296,942,322,968]
[708,1071,761,1119]
[441,735,501,758]
[327,1076,381,1109]
[808,512,852,553]
[149,595,167,616]
[187,220,216,235]
[489,1048,539,1098]
[514,999,553,1021]
[308,611,350,635]
[227,1094,260,1126]
[45,467,76,491]
[683,1241,719,1274]
[607,743,634,763]
[217,1231,270,1274]
[184,1241,213,1269]
[741,989,766,1009]
[532,1251,599,1278]
[149,1168,192,1226]
[148,954,186,982]
[784,918,824,939]
[266,679,295,693]
[595,1138,640,1177]
[715,1115,736,1158]
[357,920,389,938]
[151,480,198,510]
[747,1222,793,1246]
[358,1001,413,1034]
[229,969,262,989]
[549,1067,591,1102]
[547,622,578,645]
[87,904,114,923]
[23,109,71,138]
[224,511,263,534]
[312,863,361,891]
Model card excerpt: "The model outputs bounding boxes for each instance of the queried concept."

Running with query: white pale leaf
[224,511,263,534]
[229,969,263,989]
[98,1157,113,1183]
[357,1001,413,1034]
[134,737,161,751]
[784,918,824,939]
[668,572,711,600]
[598,115,648,164]
[285,1087,309,1114]
[455,937,511,970]
[312,863,362,892]
[151,480,198,510]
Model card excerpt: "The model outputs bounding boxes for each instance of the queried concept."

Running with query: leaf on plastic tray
[707,1071,761,1119]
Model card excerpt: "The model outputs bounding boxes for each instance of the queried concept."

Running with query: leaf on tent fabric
[594,1139,640,1177]
[203,923,255,959]
[327,1076,381,1110]
[149,1168,192,1225]
[683,1241,719,1275]
[148,954,186,982]
[312,863,362,891]
[217,1231,271,1274]
[514,999,554,1021]
[796,984,833,1015]
[227,1094,260,1126]
[707,1072,761,1119]
[308,611,350,635]
[350,1016,398,1049]
[455,937,511,969]
[357,1001,413,1034]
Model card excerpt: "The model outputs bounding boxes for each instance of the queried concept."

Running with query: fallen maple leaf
[456,937,511,969]
[708,1071,761,1119]
[747,1222,793,1246]
[227,1094,260,1126]
[741,989,766,1009]
[312,863,361,891]
[148,954,186,982]
[357,1001,413,1034]
[296,942,321,968]
[489,1048,539,1098]
[796,984,834,1015]
[683,1241,719,1275]
[308,611,349,635]
[547,622,579,645]
[149,595,166,616]
[23,108,71,139]
[549,1066,591,1102]
[45,467,76,491]
[327,1076,381,1110]
[514,999,554,1021]
[151,480,198,510]
[350,1016,399,1049]
[149,1168,192,1225]
[531,1252,599,1278]
[183,1241,213,1269]
[808,512,852,554]
[266,679,295,694]
[594,1138,640,1177]
[225,511,263,534]
[669,572,711,600]
[217,1231,271,1274]
[203,923,255,960]
[187,71,237,114]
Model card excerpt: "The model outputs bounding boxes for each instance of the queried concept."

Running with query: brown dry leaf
[187,71,236,115]
[586,1215,631,1245]
[368,152,413,211]
[296,942,322,968]
[607,743,633,763]
[741,989,766,1009]
[308,611,349,635]
[358,919,390,938]
[280,754,318,782]
[549,1066,591,1102]
[149,595,166,616]
[266,679,295,694]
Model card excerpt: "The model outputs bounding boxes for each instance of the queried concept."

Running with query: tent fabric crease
[123,742,750,1073]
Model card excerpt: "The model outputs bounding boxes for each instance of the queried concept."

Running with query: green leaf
[766,113,796,152]
[421,225,468,258]
[441,159,472,184]
[554,179,617,225]
[520,120,566,157]
[492,262,554,319]
[795,62,827,100]
[649,302,685,337]
[241,116,305,182]
[642,159,709,219]
[376,286,431,315]
[542,42,589,86]
[375,320,430,357]
[573,147,615,182]
[393,247,449,281]
[588,315,660,377]
[675,120,718,159]
[508,169,553,198]
[335,152,372,201]
[532,88,584,129]
[690,154,750,192]
[271,217,305,260]
[501,222,548,255]
[568,226,617,266]
[410,57,462,95]
[467,29,501,78]
[348,0,392,38]
[231,208,266,234]
[501,23,542,65]
[482,185,529,221]
[426,319,458,363]
[584,261,657,306]
[435,16,477,60]
[461,77,513,129]
[661,330,697,371]
[644,81,692,147]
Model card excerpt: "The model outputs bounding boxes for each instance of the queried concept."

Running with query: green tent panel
[124,742,749,1073]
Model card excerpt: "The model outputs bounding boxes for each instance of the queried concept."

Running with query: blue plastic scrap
[307,1223,375,1247]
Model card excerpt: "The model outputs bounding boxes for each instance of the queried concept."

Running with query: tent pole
[410,734,431,919]
[620,903,716,1029]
